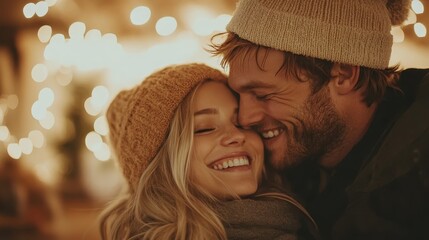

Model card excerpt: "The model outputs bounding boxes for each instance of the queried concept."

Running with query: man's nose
[238,97,264,128]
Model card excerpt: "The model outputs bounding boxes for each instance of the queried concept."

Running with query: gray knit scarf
[215,198,320,240]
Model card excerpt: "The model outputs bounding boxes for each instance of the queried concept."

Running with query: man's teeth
[262,129,280,139]
[213,157,249,170]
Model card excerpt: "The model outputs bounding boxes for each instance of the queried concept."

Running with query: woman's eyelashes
[194,127,215,134]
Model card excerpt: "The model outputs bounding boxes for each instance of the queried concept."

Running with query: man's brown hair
[210,32,401,106]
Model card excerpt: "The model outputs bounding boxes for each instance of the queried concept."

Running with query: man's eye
[194,128,215,134]
[255,93,271,100]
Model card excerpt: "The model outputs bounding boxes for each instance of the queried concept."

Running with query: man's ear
[330,63,360,95]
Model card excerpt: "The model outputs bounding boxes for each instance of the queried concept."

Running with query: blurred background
[0,0,428,239]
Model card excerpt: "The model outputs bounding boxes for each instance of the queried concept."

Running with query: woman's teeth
[212,157,249,170]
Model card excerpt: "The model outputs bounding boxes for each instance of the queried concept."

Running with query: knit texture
[106,64,227,190]
[227,0,411,69]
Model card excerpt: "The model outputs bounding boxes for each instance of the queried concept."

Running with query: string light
[414,22,427,37]
[16,1,232,166]
[412,0,425,14]
[156,17,177,36]
[130,6,151,25]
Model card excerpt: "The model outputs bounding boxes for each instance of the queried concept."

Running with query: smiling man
[211,0,429,239]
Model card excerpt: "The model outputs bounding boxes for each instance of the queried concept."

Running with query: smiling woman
[99,63,320,240]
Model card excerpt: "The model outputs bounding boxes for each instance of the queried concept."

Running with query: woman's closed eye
[194,127,216,134]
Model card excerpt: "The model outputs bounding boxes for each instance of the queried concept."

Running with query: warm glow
[45,0,58,7]
[130,6,151,25]
[7,143,21,159]
[414,22,427,37]
[23,3,36,18]
[28,130,45,148]
[0,126,10,141]
[412,0,424,14]
[19,138,33,155]
[183,6,215,36]
[404,10,417,26]
[69,22,86,40]
[391,26,405,43]
[39,111,55,129]
[94,116,109,136]
[35,1,49,17]
[213,14,232,32]
[156,17,177,36]
[85,131,103,152]
[7,95,19,110]
[38,25,53,43]
[31,63,49,82]
[38,87,55,108]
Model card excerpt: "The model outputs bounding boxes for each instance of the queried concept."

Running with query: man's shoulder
[347,68,429,195]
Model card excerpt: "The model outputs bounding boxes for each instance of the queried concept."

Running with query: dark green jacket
[299,69,429,240]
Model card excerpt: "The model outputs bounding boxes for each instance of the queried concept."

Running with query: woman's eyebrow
[194,108,218,116]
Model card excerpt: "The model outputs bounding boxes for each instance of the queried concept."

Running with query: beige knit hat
[227,0,411,69]
[106,63,227,190]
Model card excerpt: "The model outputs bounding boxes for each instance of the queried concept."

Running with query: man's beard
[270,86,347,170]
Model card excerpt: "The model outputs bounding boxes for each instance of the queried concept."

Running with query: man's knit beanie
[106,64,227,190]
[227,0,411,69]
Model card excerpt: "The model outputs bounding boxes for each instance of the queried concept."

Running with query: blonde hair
[99,78,319,239]
[99,80,227,240]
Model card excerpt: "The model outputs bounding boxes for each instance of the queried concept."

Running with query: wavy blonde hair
[99,80,227,240]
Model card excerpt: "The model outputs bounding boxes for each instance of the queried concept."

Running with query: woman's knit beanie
[106,63,227,190]
[227,0,411,69]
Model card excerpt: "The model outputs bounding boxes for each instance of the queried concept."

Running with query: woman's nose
[221,126,246,146]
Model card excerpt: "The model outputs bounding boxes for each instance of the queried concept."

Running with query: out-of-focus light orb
[94,116,109,136]
[156,17,177,36]
[130,6,151,25]
[94,143,111,161]
[404,10,417,25]
[31,63,49,83]
[35,1,49,17]
[412,0,424,14]
[23,3,36,18]
[31,101,48,120]
[84,98,100,116]
[0,109,3,123]
[38,25,52,43]
[191,18,213,36]
[19,138,33,155]
[7,95,19,110]
[391,26,405,43]
[49,33,66,44]
[213,14,232,32]
[69,22,86,40]
[38,88,55,108]
[91,86,109,109]
[29,130,45,148]
[0,126,10,141]
[102,33,118,44]
[85,29,102,41]
[39,111,55,129]
[85,131,102,152]
[7,143,21,159]
[414,22,427,37]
